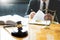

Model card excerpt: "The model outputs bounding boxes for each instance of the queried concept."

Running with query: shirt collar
[40,0,49,3]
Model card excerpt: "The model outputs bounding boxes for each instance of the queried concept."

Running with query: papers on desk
[0,15,24,22]
[32,10,45,21]
[0,15,29,26]
[29,20,51,26]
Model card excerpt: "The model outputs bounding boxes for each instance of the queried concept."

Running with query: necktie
[43,2,46,13]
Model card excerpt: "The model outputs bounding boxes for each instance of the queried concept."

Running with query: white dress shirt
[40,0,49,10]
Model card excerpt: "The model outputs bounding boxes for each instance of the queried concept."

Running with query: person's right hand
[29,11,35,19]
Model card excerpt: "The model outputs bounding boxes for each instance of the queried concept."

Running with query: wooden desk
[49,24,60,31]
[0,27,23,40]
[0,24,60,40]
[29,24,60,40]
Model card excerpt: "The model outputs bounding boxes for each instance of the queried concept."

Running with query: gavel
[11,21,28,38]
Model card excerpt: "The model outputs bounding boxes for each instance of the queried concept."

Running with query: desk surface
[0,27,24,40]
[0,24,60,40]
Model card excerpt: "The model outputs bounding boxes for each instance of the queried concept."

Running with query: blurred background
[0,0,30,17]
[0,0,60,23]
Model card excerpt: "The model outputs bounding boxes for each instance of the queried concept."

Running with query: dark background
[0,0,60,23]
[0,0,30,17]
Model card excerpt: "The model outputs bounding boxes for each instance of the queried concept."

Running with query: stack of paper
[29,20,51,25]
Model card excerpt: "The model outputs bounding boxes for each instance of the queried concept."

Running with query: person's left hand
[44,13,52,21]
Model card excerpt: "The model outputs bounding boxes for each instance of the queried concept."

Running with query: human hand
[29,11,35,19]
[44,13,52,21]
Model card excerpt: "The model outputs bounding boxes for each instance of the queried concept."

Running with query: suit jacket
[55,0,60,23]
[27,0,60,23]
[27,0,56,15]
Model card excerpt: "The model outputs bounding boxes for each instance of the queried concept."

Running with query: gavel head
[16,21,22,28]
[17,21,21,24]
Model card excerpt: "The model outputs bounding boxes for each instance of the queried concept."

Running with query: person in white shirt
[27,0,56,15]
[28,0,56,21]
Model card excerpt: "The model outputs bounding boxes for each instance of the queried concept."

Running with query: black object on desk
[11,21,28,38]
